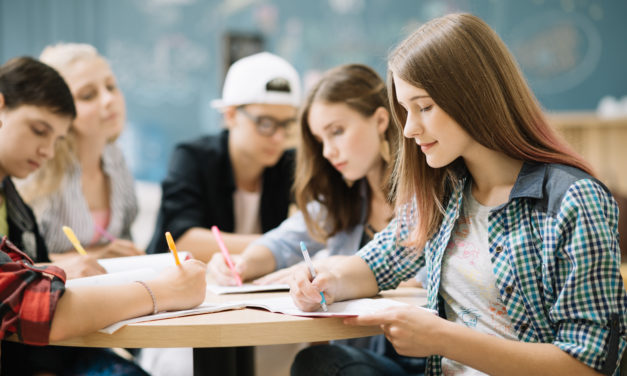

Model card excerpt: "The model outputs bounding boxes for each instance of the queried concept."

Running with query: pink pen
[211,225,242,286]
[94,224,116,242]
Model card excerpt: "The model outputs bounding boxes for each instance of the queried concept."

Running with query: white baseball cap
[211,52,301,109]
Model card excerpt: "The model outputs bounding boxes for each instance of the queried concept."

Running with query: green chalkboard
[1,0,625,181]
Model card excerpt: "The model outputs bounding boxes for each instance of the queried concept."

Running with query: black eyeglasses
[237,107,297,137]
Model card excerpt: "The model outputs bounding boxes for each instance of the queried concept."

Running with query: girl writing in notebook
[0,56,207,376]
[289,13,626,376]
[20,43,142,260]
[209,64,425,374]
[209,63,401,285]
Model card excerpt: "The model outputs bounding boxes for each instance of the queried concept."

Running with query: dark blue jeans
[291,342,425,376]
[1,342,149,376]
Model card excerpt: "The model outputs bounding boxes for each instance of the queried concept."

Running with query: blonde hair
[388,14,592,250]
[40,43,99,71]
[21,43,106,203]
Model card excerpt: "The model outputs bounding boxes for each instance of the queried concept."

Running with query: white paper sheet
[99,302,246,334]
[232,296,414,317]
[66,268,158,287]
[207,283,290,295]
[97,252,190,274]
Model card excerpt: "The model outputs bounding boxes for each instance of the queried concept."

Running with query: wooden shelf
[547,112,627,196]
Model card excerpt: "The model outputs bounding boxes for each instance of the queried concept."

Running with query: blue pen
[300,241,328,312]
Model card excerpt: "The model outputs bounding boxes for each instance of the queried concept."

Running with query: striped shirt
[31,143,138,254]
[357,162,626,376]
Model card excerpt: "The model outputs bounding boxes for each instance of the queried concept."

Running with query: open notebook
[207,283,290,295]
[66,253,190,288]
[99,296,417,334]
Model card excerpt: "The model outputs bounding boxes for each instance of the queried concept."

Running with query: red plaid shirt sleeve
[0,236,66,346]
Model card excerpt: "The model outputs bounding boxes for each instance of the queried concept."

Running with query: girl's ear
[374,106,390,135]
[0,93,5,129]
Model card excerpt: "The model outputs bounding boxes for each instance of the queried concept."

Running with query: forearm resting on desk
[177,227,260,262]
[239,244,277,280]
[49,283,155,342]
[324,256,379,302]
[436,322,603,376]
[50,259,207,342]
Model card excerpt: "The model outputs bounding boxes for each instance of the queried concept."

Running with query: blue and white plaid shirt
[358,162,626,375]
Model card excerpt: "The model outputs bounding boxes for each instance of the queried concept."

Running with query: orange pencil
[165,232,181,266]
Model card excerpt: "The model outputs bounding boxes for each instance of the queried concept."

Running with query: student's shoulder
[544,163,607,193]
[543,163,612,213]
[173,131,228,160]
[274,148,296,170]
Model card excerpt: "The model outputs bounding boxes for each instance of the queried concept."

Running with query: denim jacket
[252,181,368,270]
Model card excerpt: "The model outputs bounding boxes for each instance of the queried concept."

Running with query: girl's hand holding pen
[208,253,246,286]
[289,263,337,312]
[149,259,208,311]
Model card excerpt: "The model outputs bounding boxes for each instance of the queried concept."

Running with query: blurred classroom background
[1,0,627,252]
[2,2,626,373]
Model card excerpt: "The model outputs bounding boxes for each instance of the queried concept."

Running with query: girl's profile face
[0,103,70,179]
[308,101,387,182]
[62,57,126,143]
[393,73,475,168]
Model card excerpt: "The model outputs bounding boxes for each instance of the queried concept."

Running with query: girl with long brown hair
[209,63,400,286]
[290,13,625,376]
[209,63,427,374]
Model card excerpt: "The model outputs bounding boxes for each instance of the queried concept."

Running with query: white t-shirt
[233,188,262,235]
[440,185,518,376]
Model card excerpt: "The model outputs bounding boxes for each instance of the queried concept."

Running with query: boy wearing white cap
[148,52,301,262]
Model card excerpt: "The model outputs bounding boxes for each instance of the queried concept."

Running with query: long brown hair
[295,64,399,242]
[388,13,593,249]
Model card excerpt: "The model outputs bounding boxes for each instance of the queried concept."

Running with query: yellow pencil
[62,226,88,256]
[165,231,181,266]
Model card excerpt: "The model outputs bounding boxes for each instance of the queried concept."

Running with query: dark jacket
[1,177,49,262]
[148,130,295,253]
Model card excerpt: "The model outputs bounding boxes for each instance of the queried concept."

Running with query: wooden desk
[51,287,427,376]
[52,287,425,348]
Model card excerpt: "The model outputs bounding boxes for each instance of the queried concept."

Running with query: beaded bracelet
[135,280,158,315]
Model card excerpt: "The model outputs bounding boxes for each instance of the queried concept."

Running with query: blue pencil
[300,241,328,312]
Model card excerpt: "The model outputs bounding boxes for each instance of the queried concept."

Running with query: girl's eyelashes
[420,105,433,113]
[330,126,344,136]
[78,90,96,101]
